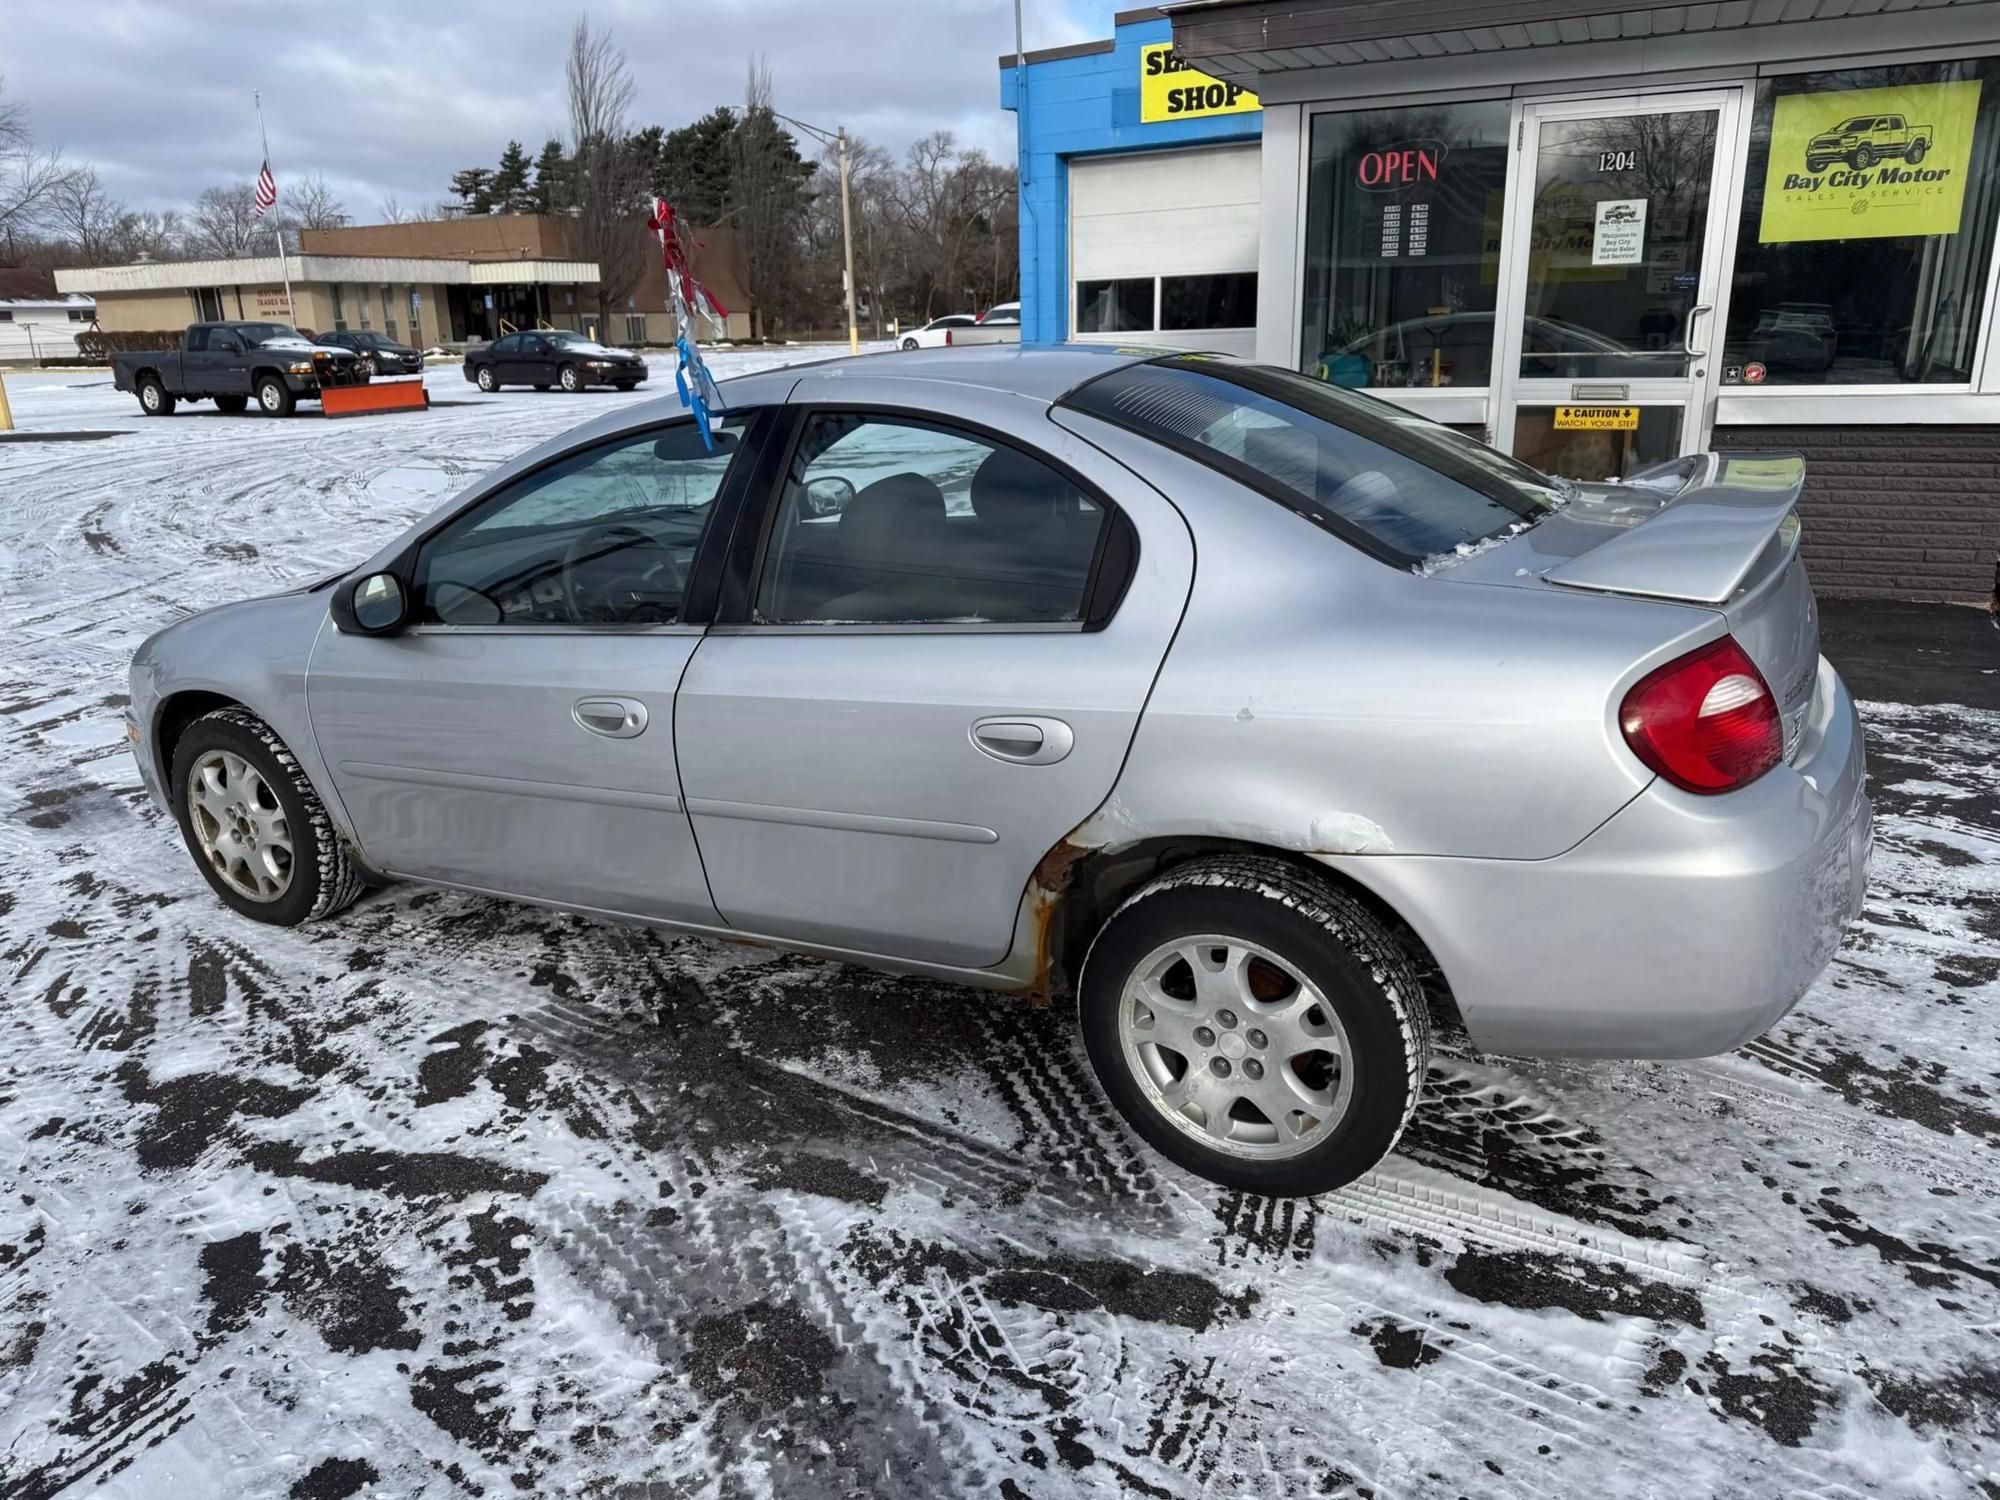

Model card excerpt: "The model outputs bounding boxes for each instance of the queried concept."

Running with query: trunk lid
[1435,452,1823,758]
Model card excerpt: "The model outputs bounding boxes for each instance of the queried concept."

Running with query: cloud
[4,0,1115,222]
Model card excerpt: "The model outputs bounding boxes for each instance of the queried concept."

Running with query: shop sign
[1139,43,1261,123]
[1759,80,1981,242]
[1591,199,1647,266]
[1553,405,1639,431]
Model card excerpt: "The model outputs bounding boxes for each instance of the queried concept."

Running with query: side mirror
[331,570,410,635]
[804,475,856,517]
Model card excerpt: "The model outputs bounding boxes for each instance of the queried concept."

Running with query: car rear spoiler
[1540,453,1805,606]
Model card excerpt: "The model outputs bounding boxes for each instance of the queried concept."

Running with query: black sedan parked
[463,330,649,393]
[315,329,425,376]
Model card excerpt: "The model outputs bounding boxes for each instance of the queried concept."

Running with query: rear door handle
[574,696,648,738]
[971,716,1074,766]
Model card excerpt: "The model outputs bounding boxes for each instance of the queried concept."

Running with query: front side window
[1077,279,1154,334]
[414,419,748,627]
[1299,101,1512,388]
[1726,59,2000,385]
[754,413,1108,625]
[1066,356,1563,567]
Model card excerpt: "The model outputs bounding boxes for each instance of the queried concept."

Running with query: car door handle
[573,696,648,738]
[971,716,1074,766]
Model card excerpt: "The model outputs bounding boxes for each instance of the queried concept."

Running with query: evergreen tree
[490,141,533,212]
[448,166,494,213]
[529,139,569,214]
[654,107,737,226]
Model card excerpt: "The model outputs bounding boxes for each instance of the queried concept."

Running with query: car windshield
[1063,355,1569,568]
[549,331,601,347]
[1835,117,1875,132]
[349,331,390,348]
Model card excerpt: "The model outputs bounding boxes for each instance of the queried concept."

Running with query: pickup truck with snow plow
[111,321,369,418]
[1804,114,1933,172]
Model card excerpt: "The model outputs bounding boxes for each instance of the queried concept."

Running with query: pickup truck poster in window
[1139,44,1261,122]
[1759,80,1982,242]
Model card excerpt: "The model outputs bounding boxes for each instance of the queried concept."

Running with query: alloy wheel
[186,749,294,902]
[1117,934,1355,1160]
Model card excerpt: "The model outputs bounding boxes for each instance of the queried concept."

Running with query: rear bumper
[1323,657,1871,1058]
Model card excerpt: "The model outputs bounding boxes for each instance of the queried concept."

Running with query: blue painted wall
[1001,16,1262,345]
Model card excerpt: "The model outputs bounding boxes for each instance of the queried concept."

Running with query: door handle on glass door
[573,697,648,738]
[971,716,1074,766]
[1683,303,1714,358]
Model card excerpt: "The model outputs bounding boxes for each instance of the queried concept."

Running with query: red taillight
[943,328,952,346]
[1619,636,1782,794]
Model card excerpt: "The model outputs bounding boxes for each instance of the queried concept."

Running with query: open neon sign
[1356,140,1447,189]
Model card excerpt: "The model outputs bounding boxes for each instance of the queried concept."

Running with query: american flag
[253,159,277,218]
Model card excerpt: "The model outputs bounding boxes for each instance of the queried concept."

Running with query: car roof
[747,342,1167,404]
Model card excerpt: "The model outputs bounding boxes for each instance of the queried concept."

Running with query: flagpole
[255,91,295,321]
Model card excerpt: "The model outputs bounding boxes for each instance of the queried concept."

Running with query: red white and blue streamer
[646,197,729,449]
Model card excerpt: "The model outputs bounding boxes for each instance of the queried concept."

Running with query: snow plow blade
[321,381,430,419]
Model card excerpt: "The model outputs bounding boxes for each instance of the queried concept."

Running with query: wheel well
[151,690,243,804]
[1039,835,1467,1041]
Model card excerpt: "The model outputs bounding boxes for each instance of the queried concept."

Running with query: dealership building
[55,214,750,349]
[1006,0,2000,601]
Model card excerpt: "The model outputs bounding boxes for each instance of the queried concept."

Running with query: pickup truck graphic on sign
[1805,114,1933,172]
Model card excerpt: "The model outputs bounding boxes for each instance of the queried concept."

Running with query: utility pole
[776,111,859,355]
[255,91,295,322]
[837,128,858,356]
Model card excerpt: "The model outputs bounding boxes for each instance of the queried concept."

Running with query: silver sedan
[127,346,1872,1197]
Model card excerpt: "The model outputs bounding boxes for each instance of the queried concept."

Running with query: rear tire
[214,394,248,415]
[1079,855,1429,1196]
[169,707,367,927]
[476,365,498,392]
[1907,139,1928,165]
[255,376,295,417]
[137,378,175,416]
[558,363,582,392]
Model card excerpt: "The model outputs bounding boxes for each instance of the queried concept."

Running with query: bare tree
[184,183,265,258]
[46,164,121,261]
[564,16,648,326]
[284,172,348,232]
[729,57,812,337]
[377,196,414,225]
[0,76,79,258]
[892,132,1016,318]
[111,207,183,262]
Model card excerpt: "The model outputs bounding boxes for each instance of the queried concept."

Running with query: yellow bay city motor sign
[1140,43,1261,123]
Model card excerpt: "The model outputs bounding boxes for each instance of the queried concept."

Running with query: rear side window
[1063,356,1566,567]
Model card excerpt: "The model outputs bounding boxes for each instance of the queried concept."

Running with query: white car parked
[900,314,977,351]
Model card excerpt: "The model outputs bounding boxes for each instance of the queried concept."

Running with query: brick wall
[1712,425,2000,603]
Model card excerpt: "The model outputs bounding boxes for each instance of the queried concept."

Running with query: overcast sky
[5,0,1114,220]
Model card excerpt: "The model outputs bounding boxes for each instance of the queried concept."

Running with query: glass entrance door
[1492,90,1745,480]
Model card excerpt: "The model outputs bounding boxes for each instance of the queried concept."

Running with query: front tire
[1851,145,1876,169]
[1079,856,1428,1197]
[558,363,582,392]
[476,364,498,392]
[255,376,295,417]
[902,337,919,351]
[170,707,368,927]
[137,378,175,416]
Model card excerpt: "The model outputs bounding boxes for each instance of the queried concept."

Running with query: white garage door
[1069,144,1260,356]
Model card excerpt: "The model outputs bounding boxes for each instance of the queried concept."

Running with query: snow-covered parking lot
[1,353,1996,1499]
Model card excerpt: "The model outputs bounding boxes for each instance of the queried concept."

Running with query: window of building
[1299,101,1513,388]
[1161,272,1258,329]
[329,284,346,331]
[625,313,648,345]
[194,287,225,321]
[1076,278,1154,333]
[754,413,1109,625]
[415,418,747,627]
[1725,59,2000,386]
[0,310,12,323]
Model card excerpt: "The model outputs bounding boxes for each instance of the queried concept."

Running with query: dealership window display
[1725,59,2000,386]
[1298,101,1511,388]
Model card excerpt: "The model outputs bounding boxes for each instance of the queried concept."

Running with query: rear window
[1062,356,1567,568]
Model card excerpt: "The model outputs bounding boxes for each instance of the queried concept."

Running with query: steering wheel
[559,521,686,624]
